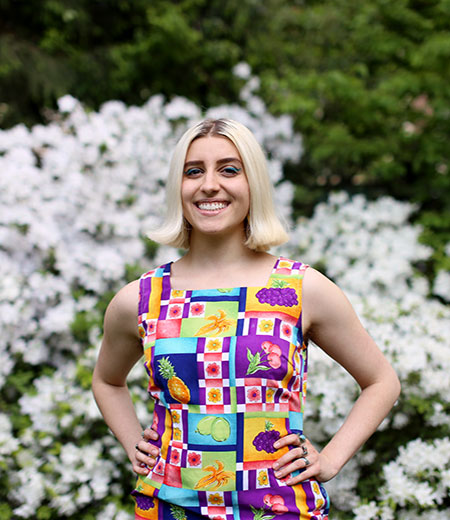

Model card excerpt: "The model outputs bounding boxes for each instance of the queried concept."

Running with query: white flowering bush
[353,437,450,520]
[282,194,450,517]
[1,66,448,518]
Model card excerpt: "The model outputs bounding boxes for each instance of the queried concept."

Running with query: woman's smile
[195,199,230,213]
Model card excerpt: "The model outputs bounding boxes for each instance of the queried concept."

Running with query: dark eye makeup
[183,165,242,176]
[184,167,203,176]
[222,166,241,175]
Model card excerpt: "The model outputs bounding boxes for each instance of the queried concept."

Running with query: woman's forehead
[185,135,241,162]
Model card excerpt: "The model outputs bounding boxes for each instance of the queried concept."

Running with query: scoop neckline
[167,255,281,293]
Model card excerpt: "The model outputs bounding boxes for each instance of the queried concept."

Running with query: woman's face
[181,135,250,241]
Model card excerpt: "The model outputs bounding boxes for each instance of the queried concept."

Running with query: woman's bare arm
[273,268,401,483]
[92,280,158,476]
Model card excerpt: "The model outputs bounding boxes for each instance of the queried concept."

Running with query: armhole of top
[138,274,148,316]
[137,272,153,345]
[296,263,310,347]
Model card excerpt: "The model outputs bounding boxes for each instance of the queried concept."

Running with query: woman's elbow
[388,366,401,403]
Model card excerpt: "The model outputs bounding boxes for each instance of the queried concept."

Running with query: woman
[92,119,400,519]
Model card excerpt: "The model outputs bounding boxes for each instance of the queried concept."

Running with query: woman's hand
[272,434,338,484]
[132,426,160,476]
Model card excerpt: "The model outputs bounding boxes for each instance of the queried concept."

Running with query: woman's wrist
[317,448,344,479]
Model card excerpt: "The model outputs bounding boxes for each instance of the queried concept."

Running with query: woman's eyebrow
[216,157,242,165]
[184,157,242,168]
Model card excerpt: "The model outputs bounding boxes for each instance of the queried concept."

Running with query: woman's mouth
[195,201,229,211]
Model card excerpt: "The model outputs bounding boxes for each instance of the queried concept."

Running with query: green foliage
[70,310,98,344]
[418,210,450,273]
[36,506,53,520]
[0,0,246,126]
[3,368,36,399]
[253,1,450,214]
[143,238,159,262]
[0,503,13,520]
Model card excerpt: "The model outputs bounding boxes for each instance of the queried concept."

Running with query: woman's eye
[184,167,202,176]
[222,166,241,175]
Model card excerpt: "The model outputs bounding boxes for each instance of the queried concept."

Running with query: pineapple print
[170,505,187,520]
[158,356,191,403]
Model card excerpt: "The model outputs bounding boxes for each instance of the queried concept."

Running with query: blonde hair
[147,118,289,252]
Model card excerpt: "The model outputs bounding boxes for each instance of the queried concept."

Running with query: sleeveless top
[132,256,330,519]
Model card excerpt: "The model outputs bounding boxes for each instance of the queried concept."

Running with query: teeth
[197,202,227,211]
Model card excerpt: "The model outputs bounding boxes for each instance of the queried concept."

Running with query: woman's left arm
[273,268,401,484]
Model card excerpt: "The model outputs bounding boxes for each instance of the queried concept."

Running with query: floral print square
[204,361,222,379]
[189,302,206,318]
[167,304,184,320]
[206,387,223,405]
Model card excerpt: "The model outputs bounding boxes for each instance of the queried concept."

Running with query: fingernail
[273,442,280,448]
[273,462,279,469]
[275,471,281,478]
[151,450,159,457]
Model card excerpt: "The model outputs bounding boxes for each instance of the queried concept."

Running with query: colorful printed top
[133,257,330,520]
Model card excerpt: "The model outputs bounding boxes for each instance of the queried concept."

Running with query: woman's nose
[200,170,220,192]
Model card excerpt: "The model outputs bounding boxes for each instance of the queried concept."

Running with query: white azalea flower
[233,61,252,79]
[433,268,450,302]
[353,501,380,520]
[57,94,79,113]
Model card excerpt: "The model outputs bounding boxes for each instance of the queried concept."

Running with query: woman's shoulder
[302,266,338,297]
[104,280,140,330]
[99,280,142,346]
[301,265,358,331]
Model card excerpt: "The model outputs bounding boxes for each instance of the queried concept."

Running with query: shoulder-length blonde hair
[147,118,289,252]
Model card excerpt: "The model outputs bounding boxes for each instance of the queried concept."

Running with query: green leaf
[37,506,53,520]
[246,349,271,374]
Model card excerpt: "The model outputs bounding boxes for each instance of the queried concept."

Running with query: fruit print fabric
[133,257,330,520]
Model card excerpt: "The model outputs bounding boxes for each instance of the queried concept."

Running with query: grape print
[253,421,281,453]
[135,494,155,511]
[256,279,298,307]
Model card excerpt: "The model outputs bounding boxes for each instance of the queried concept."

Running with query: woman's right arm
[92,280,159,476]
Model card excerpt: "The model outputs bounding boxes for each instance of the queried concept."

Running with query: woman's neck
[184,230,256,270]
[170,232,276,290]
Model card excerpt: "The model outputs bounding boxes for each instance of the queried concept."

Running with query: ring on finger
[296,433,306,445]
[135,443,146,455]
[299,456,311,467]
[301,445,308,456]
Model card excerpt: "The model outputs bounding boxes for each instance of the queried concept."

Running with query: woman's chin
[190,225,246,242]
